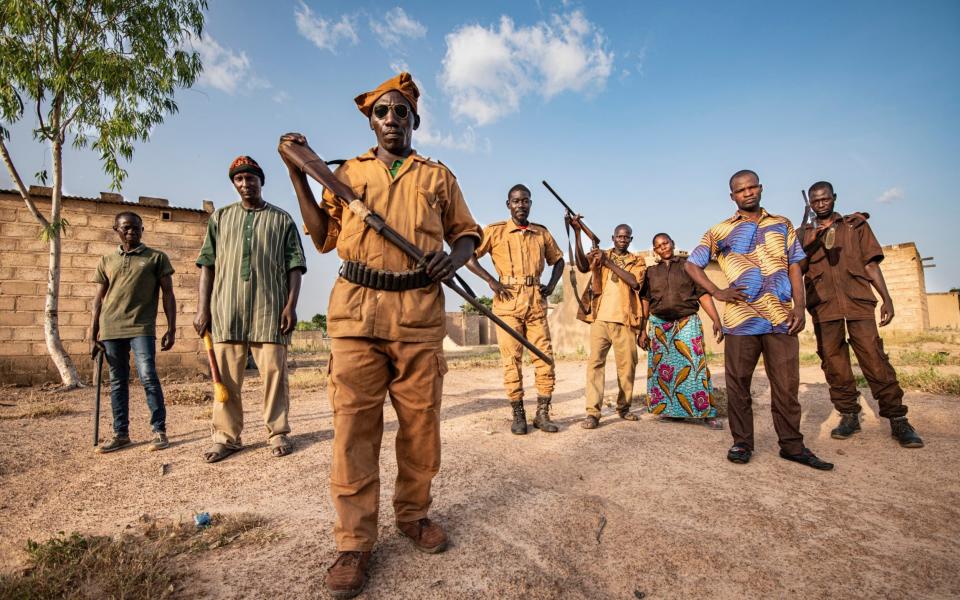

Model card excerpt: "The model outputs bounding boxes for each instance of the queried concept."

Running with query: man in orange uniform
[279,72,482,599]
[467,184,564,434]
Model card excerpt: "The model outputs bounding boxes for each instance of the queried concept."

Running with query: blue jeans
[102,336,166,435]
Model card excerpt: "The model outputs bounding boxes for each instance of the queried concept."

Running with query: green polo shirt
[196,201,307,345]
[94,244,175,340]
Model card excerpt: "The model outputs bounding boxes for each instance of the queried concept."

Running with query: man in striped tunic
[194,155,307,463]
[685,169,833,471]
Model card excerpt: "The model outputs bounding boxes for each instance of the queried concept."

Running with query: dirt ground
[1,355,958,599]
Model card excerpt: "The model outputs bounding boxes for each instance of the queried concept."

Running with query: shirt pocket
[805,272,825,308]
[398,286,443,328]
[336,184,368,253]
[846,268,877,304]
[414,187,444,252]
[327,278,363,321]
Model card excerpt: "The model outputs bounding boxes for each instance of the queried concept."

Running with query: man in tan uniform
[569,221,646,429]
[279,72,481,599]
[466,184,564,434]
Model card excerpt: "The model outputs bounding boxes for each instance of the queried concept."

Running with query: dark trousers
[102,336,166,435]
[813,319,907,419]
[724,334,804,455]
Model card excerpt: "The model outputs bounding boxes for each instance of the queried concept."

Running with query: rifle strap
[565,217,591,316]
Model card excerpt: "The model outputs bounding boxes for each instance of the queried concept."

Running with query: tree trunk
[46,139,82,388]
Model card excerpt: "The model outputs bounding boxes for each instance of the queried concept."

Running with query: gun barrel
[541,180,576,215]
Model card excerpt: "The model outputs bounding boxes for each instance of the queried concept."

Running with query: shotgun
[279,140,553,366]
[542,180,600,249]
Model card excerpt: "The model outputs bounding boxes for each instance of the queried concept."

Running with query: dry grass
[447,350,503,370]
[164,385,212,406]
[856,367,960,396]
[897,350,957,367]
[193,406,212,421]
[0,513,273,600]
[0,402,75,421]
[288,368,327,390]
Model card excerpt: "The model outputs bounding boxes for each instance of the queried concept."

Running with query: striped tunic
[689,209,804,335]
[197,202,307,344]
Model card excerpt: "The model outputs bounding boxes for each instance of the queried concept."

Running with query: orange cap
[354,72,420,117]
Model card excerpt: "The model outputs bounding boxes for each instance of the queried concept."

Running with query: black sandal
[727,445,752,464]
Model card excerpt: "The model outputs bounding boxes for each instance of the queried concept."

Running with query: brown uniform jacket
[583,249,646,331]
[640,256,707,322]
[318,149,482,341]
[798,212,884,324]
[475,220,563,319]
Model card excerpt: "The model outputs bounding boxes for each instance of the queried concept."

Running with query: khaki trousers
[497,314,555,400]
[328,337,446,551]
[585,320,638,417]
[211,342,290,448]
[724,334,804,455]
[814,318,907,418]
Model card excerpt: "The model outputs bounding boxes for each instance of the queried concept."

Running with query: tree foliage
[0,0,206,189]
[461,296,493,315]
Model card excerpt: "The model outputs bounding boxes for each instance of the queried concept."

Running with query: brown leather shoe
[325,551,371,599]
[397,518,448,553]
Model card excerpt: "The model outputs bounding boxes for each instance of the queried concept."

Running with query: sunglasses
[373,103,411,120]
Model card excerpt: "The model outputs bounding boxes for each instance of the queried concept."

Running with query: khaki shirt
[798,213,884,324]
[583,249,646,331]
[319,149,482,341]
[475,221,563,319]
[94,244,174,340]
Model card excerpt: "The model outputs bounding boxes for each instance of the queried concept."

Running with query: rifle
[541,180,603,317]
[801,189,814,230]
[279,140,553,366]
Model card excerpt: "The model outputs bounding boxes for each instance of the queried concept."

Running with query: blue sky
[3,0,959,317]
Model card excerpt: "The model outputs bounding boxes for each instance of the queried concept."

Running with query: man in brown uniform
[799,181,923,448]
[466,184,564,434]
[569,221,646,428]
[279,72,481,599]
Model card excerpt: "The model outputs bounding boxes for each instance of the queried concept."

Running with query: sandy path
[0,361,957,599]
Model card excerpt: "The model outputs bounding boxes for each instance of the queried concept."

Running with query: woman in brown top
[639,233,724,429]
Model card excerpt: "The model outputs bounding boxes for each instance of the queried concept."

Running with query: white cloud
[876,186,905,204]
[272,91,290,104]
[370,7,427,49]
[295,1,359,53]
[440,11,614,125]
[189,33,270,94]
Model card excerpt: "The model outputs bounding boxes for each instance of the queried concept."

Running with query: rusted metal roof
[0,187,210,214]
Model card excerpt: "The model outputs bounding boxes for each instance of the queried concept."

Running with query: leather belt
[339,260,432,291]
[500,275,538,286]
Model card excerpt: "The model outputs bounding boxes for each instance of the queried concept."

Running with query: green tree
[311,313,326,333]
[461,296,493,315]
[0,0,206,387]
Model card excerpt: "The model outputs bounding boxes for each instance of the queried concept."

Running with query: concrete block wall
[876,243,929,331]
[927,292,960,330]
[0,189,211,384]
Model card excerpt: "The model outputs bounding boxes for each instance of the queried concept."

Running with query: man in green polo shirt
[90,211,177,453]
[194,155,307,463]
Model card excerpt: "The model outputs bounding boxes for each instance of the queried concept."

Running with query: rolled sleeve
[785,223,805,265]
[474,226,493,259]
[318,188,344,254]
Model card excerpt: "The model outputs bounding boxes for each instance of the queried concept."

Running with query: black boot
[510,401,528,435]
[831,412,861,439]
[532,396,559,433]
[890,416,924,448]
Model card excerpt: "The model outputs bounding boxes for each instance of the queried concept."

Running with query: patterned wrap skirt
[646,313,717,418]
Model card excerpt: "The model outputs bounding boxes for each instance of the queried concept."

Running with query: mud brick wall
[0,188,211,385]
[876,243,929,331]
[928,292,960,330]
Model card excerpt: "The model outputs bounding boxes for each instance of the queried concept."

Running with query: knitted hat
[354,72,420,118]
[228,155,265,184]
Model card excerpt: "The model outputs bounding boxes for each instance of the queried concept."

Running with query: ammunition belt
[339,260,432,291]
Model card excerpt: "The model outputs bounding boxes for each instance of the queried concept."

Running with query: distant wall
[0,188,211,384]
[878,243,929,331]
[928,292,960,330]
